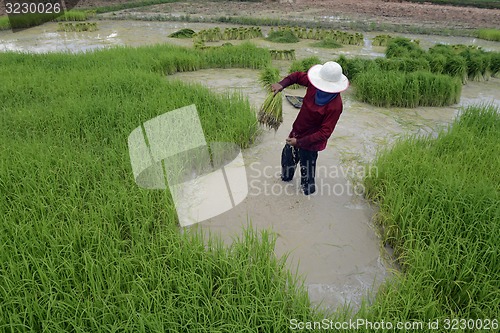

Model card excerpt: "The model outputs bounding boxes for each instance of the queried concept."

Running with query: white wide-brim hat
[307,61,349,93]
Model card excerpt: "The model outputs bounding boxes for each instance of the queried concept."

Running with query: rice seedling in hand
[258,66,283,130]
[258,91,283,131]
[259,66,280,90]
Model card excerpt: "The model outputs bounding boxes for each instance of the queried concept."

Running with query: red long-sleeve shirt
[279,72,343,151]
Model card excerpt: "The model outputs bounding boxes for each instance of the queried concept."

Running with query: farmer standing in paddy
[271,61,349,195]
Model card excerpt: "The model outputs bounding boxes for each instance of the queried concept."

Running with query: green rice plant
[259,66,280,92]
[477,28,500,41]
[375,57,430,73]
[0,10,91,31]
[5,12,60,29]
[425,53,447,74]
[286,56,322,89]
[489,52,500,77]
[0,43,323,330]
[363,103,500,323]
[443,54,468,82]
[202,42,270,69]
[168,28,195,38]
[335,55,378,82]
[258,92,283,131]
[311,38,342,49]
[386,37,424,59]
[355,69,461,107]
[288,56,322,74]
[265,30,300,43]
[53,10,91,21]
[459,46,492,81]
[372,34,393,46]
[0,16,10,30]
[429,43,499,81]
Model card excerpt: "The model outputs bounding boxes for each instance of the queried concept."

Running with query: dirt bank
[73,0,500,30]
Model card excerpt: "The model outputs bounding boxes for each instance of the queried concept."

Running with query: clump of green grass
[386,37,424,59]
[355,69,461,107]
[0,16,10,30]
[5,12,60,30]
[266,29,300,43]
[259,66,280,90]
[53,10,94,21]
[168,28,195,38]
[363,104,500,324]
[288,56,322,73]
[372,34,393,46]
[0,43,321,330]
[477,28,500,41]
[336,55,378,82]
[286,56,322,89]
[375,57,430,73]
[311,38,342,49]
[428,43,497,82]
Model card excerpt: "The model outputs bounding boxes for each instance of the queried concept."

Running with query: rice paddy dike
[1,18,500,332]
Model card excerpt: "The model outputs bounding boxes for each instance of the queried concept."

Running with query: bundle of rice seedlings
[258,66,283,130]
[259,66,280,91]
[258,92,283,131]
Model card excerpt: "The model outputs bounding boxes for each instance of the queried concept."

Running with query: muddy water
[2,20,500,313]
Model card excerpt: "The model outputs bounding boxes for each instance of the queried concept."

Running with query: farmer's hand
[271,83,283,95]
[286,137,297,146]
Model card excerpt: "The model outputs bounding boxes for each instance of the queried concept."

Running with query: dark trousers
[281,144,318,195]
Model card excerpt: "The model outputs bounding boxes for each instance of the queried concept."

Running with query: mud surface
[74,0,500,30]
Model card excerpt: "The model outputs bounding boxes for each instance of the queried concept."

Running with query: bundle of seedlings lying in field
[280,26,363,45]
[223,26,263,40]
[258,66,283,130]
[169,28,195,38]
[372,34,394,46]
[193,26,262,43]
[57,22,98,32]
[269,49,296,60]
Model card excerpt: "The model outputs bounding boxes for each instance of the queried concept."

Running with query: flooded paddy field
[1,19,499,314]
